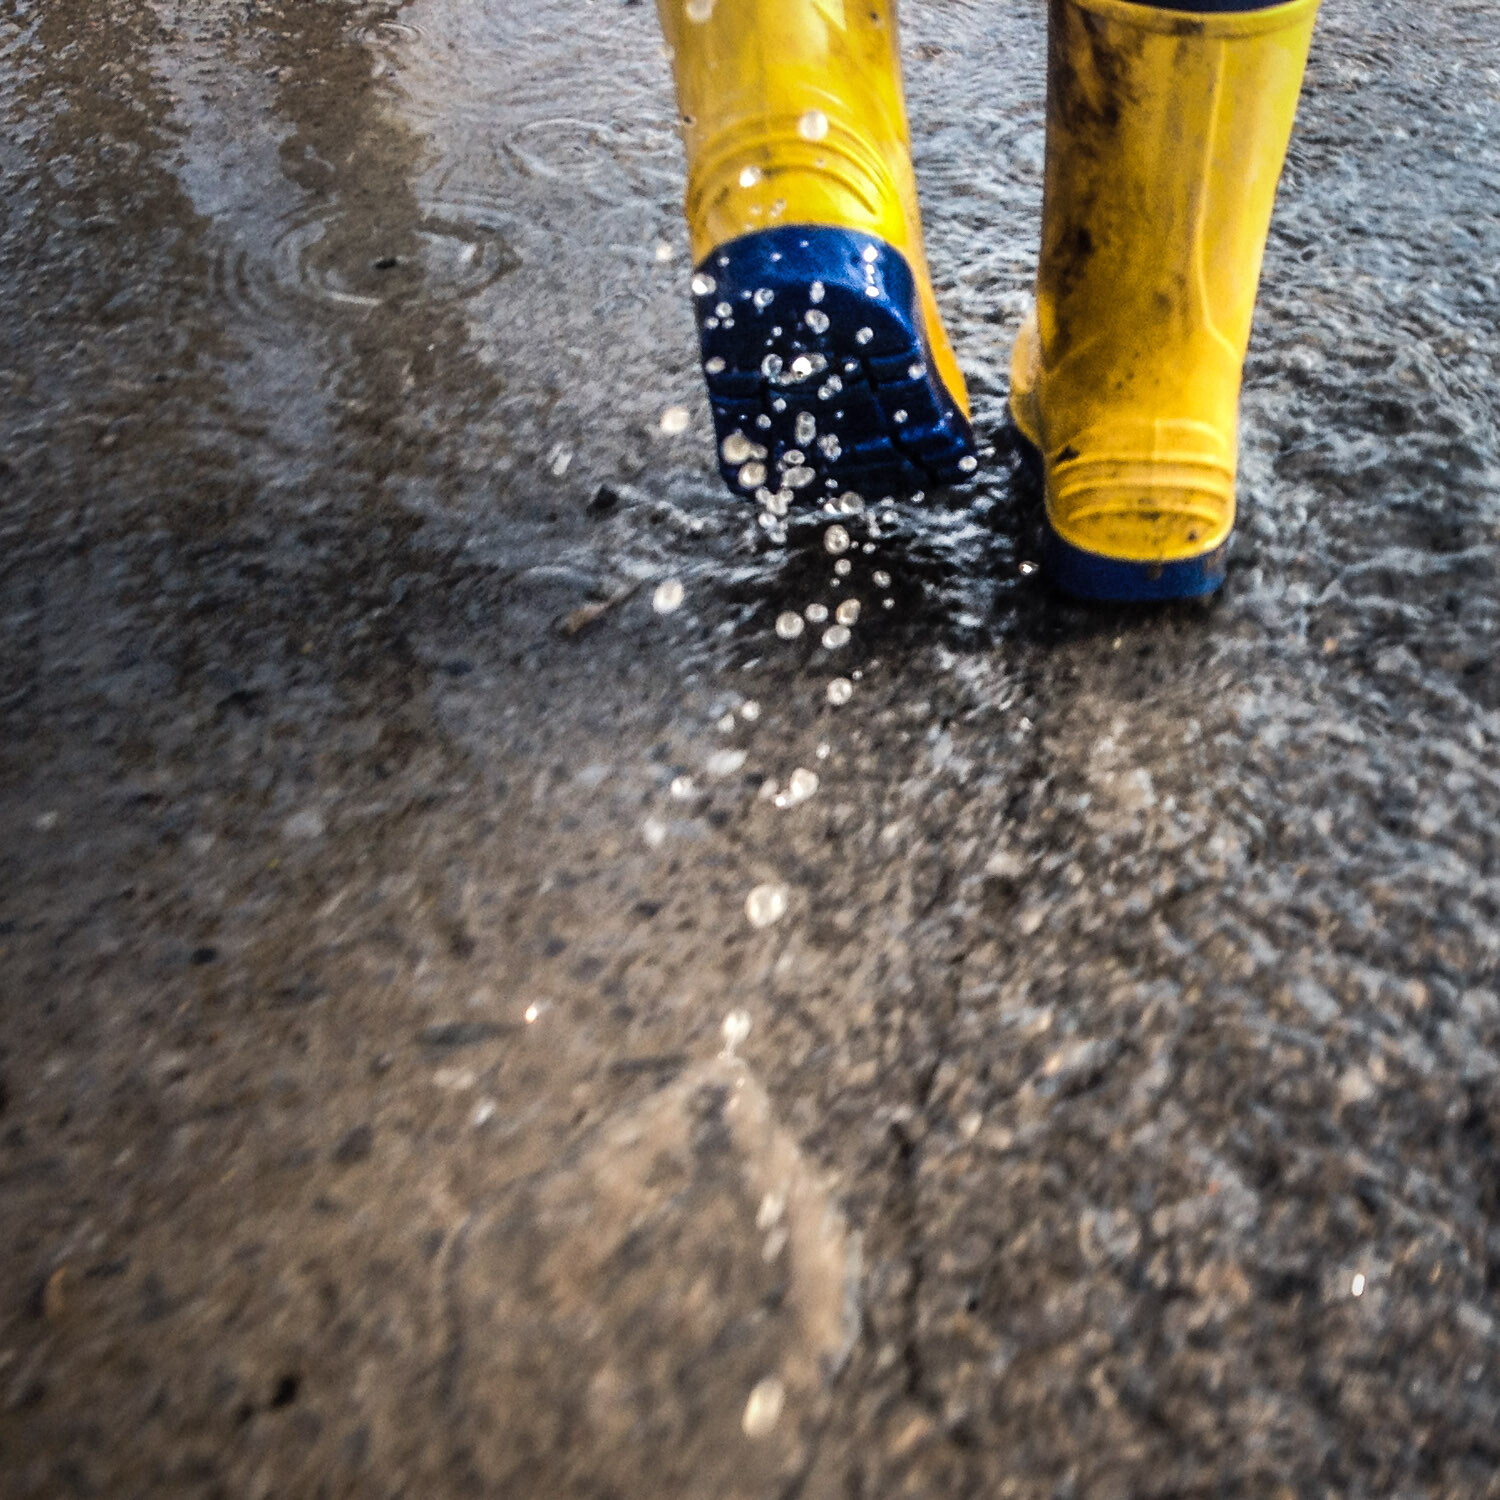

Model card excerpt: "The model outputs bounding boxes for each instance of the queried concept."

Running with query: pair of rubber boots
[658,0,1320,601]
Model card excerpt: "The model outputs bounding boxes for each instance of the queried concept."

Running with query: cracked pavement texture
[3,0,1500,1496]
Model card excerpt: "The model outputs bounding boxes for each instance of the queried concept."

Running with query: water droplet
[654,241,675,263]
[795,411,817,446]
[958,454,978,472]
[1018,560,1039,576]
[707,748,748,777]
[549,445,573,477]
[893,409,907,424]
[826,677,853,705]
[835,598,861,625]
[805,603,829,623]
[691,272,716,297]
[782,767,819,806]
[756,1191,786,1230]
[783,466,816,489]
[524,1002,542,1024]
[715,300,733,318]
[816,741,831,759]
[872,569,891,588]
[766,488,792,516]
[669,775,696,799]
[834,558,852,577]
[817,434,842,460]
[652,578,685,614]
[753,287,774,310]
[805,308,830,334]
[855,326,874,345]
[761,353,783,380]
[861,245,879,264]
[824,524,851,554]
[809,279,826,304]
[659,405,691,434]
[775,610,805,639]
[883,597,894,608]
[722,1007,753,1052]
[722,431,755,464]
[908,361,926,380]
[742,1376,786,1436]
[741,700,761,721]
[739,460,768,489]
[822,624,851,650]
[685,0,715,21]
[837,491,864,514]
[771,397,787,412]
[755,413,772,429]
[782,448,806,468]
[739,164,762,189]
[787,355,818,382]
[862,542,875,554]
[797,108,830,142]
[817,376,843,400]
[1351,1272,1366,1297]
[746,883,789,928]
[704,355,726,375]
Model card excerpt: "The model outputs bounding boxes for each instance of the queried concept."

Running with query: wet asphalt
[3,0,1500,1495]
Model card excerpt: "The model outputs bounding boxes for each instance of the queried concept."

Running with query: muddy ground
[3,0,1500,1495]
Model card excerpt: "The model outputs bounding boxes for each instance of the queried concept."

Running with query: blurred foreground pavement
[3,1,1500,1495]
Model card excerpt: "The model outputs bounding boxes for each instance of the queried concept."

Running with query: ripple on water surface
[207,198,528,322]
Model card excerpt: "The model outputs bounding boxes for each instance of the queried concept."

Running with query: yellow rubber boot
[657,0,976,500]
[1010,0,1320,600]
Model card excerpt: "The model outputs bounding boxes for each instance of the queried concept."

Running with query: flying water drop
[653,579,685,614]
[797,108,829,142]
[722,431,755,464]
[742,1376,785,1436]
[745,883,789,929]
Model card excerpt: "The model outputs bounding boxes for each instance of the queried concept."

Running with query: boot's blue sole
[1043,528,1228,602]
[691,226,977,501]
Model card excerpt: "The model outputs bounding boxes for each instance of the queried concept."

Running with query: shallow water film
[4,0,1500,1495]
